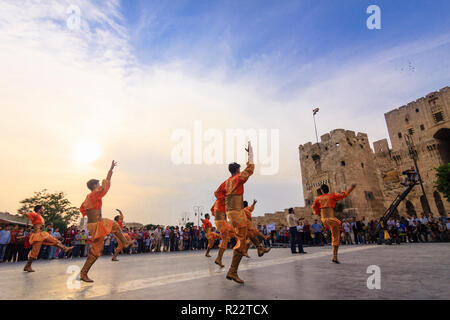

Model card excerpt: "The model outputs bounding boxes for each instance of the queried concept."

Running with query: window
[398,132,402,139]
[364,191,374,200]
[433,112,444,123]
[415,108,419,113]
[408,128,414,135]
[361,163,364,168]
[341,161,346,166]
[420,124,425,131]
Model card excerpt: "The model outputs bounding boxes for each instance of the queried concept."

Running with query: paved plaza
[0,243,448,300]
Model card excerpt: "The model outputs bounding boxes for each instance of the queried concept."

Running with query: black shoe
[299,251,307,254]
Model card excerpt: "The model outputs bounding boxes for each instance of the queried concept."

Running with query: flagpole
[313,112,319,144]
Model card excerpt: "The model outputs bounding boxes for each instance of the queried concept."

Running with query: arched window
[405,200,417,217]
[420,195,431,215]
[434,191,446,216]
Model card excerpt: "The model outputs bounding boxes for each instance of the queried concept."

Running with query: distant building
[0,212,29,226]
[253,86,449,227]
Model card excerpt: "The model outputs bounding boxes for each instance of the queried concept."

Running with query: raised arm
[240,141,255,181]
[333,184,356,201]
[106,160,118,182]
[248,199,257,212]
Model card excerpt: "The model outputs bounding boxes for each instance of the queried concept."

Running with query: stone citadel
[252,86,450,227]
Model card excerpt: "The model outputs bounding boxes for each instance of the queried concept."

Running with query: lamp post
[193,206,204,227]
[404,133,432,217]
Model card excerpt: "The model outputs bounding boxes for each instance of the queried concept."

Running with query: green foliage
[185,222,194,228]
[334,202,344,213]
[435,163,450,202]
[18,189,80,231]
[145,224,157,230]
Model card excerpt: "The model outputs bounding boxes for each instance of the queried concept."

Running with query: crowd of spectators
[270,214,450,247]
[0,214,448,263]
[0,223,235,263]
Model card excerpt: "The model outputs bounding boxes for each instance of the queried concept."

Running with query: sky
[0,0,449,226]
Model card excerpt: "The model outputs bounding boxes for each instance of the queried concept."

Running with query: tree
[435,163,450,202]
[18,189,80,232]
[185,222,194,228]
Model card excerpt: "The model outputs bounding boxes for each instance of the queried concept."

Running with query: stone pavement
[0,243,448,300]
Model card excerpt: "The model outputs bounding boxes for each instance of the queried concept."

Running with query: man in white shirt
[286,208,306,254]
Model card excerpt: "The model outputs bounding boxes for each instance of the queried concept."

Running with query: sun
[75,140,101,164]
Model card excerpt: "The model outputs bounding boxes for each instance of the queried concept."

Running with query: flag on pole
[313,107,319,115]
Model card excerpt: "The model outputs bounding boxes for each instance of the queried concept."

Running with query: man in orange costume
[20,205,74,272]
[312,183,356,263]
[112,208,133,261]
[79,160,133,282]
[202,213,221,258]
[217,141,269,283]
[243,200,270,257]
[210,199,235,268]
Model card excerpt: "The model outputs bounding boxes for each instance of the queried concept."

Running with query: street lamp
[193,206,204,227]
[404,133,432,217]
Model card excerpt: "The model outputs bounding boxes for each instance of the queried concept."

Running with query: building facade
[253,86,449,227]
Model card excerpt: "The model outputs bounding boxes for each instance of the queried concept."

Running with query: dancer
[112,209,133,261]
[218,141,259,283]
[312,183,356,263]
[201,213,220,257]
[79,160,133,282]
[211,199,235,268]
[243,200,270,257]
[20,206,74,272]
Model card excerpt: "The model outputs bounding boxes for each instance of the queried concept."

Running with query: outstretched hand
[245,141,252,153]
[110,160,118,171]
[252,199,257,205]
[116,209,123,214]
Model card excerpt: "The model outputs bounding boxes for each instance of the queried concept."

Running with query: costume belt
[86,209,102,223]
[214,211,226,221]
[225,194,243,211]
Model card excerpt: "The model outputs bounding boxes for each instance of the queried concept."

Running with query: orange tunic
[224,163,254,199]
[25,212,45,226]
[243,204,255,220]
[312,191,350,215]
[213,183,226,215]
[80,179,113,242]
[80,179,111,217]
[312,190,351,247]
[24,212,53,245]
[202,219,220,241]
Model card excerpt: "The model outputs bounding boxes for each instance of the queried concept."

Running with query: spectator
[342,220,353,245]
[311,219,323,246]
[286,208,306,254]
[0,225,11,262]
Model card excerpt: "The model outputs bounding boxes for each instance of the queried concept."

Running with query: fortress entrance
[433,128,450,164]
